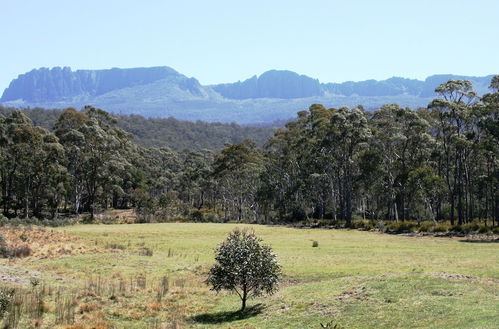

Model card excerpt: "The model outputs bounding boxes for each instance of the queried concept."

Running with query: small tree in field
[206,228,281,311]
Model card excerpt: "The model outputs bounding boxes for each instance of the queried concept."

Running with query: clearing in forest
[0,223,498,329]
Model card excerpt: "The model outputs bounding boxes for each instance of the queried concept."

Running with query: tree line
[0,105,275,152]
[0,78,497,228]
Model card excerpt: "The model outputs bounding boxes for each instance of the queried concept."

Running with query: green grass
[2,223,498,328]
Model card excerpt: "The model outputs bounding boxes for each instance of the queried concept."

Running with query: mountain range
[1,66,495,124]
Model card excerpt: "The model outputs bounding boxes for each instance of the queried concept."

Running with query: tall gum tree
[429,80,478,225]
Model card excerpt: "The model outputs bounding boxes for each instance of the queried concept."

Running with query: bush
[204,211,222,223]
[0,289,13,319]
[186,209,222,223]
[139,247,153,256]
[376,221,387,233]
[305,218,335,228]
[0,216,73,227]
[387,221,417,233]
[417,222,434,232]
[312,240,319,247]
[106,243,126,250]
[0,234,30,258]
[351,219,375,231]
[450,225,464,233]
[461,223,480,233]
[19,233,28,242]
[8,245,32,258]
[0,235,8,258]
[206,228,281,311]
[478,226,490,234]
[189,210,205,222]
[451,223,482,234]
[432,223,450,233]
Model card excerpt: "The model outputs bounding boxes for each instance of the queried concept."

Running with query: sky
[1,0,498,92]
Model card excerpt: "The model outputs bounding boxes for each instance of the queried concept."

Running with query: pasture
[1,223,498,328]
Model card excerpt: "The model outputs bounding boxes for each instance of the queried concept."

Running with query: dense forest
[0,106,275,152]
[0,77,497,229]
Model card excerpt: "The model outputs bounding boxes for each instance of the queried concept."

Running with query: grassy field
[1,223,498,328]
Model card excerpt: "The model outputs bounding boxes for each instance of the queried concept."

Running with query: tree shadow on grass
[191,303,265,324]
[458,239,499,243]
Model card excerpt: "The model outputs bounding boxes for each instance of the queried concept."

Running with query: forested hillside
[116,115,275,150]
[0,106,275,151]
[0,77,497,230]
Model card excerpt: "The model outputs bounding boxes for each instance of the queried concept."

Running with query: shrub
[478,226,490,234]
[189,210,204,222]
[139,247,153,256]
[351,219,374,230]
[432,223,450,233]
[417,222,434,232]
[0,289,13,319]
[8,245,32,258]
[203,211,221,223]
[460,223,480,233]
[30,277,40,288]
[206,228,281,311]
[387,221,417,233]
[0,216,73,227]
[320,321,345,329]
[376,221,387,233]
[19,233,28,242]
[0,234,8,258]
[312,240,319,247]
[106,243,126,250]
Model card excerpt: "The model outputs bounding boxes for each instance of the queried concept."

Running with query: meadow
[1,223,498,328]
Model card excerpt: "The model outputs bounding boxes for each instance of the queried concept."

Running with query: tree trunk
[449,194,455,226]
[24,180,30,219]
[457,153,464,225]
[393,202,399,222]
[241,285,248,311]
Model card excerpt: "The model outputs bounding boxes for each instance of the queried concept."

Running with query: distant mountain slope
[323,77,424,97]
[214,73,494,99]
[0,66,207,103]
[0,66,231,121]
[1,67,496,124]
[212,70,323,99]
[418,74,493,97]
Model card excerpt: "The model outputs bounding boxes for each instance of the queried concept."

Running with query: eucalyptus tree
[177,150,214,209]
[428,80,479,225]
[322,106,371,226]
[131,146,180,213]
[370,105,434,221]
[407,166,445,224]
[0,111,65,218]
[479,75,499,225]
[308,104,336,219]
[213,140,264,222]
[262,110,314,221]
[263,105,371,225]
[55,106,133,218]
[54,108,88,214]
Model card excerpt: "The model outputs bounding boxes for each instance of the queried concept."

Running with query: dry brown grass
[94,209,137,224]
[0,226,101,260]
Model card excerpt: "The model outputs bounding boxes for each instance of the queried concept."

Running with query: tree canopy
[0,76,497,229]
[206,228,281,311]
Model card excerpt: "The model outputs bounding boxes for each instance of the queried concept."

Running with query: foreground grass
[1,223,498,328]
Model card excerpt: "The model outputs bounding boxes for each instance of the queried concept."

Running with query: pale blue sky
[1,0,498,92]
